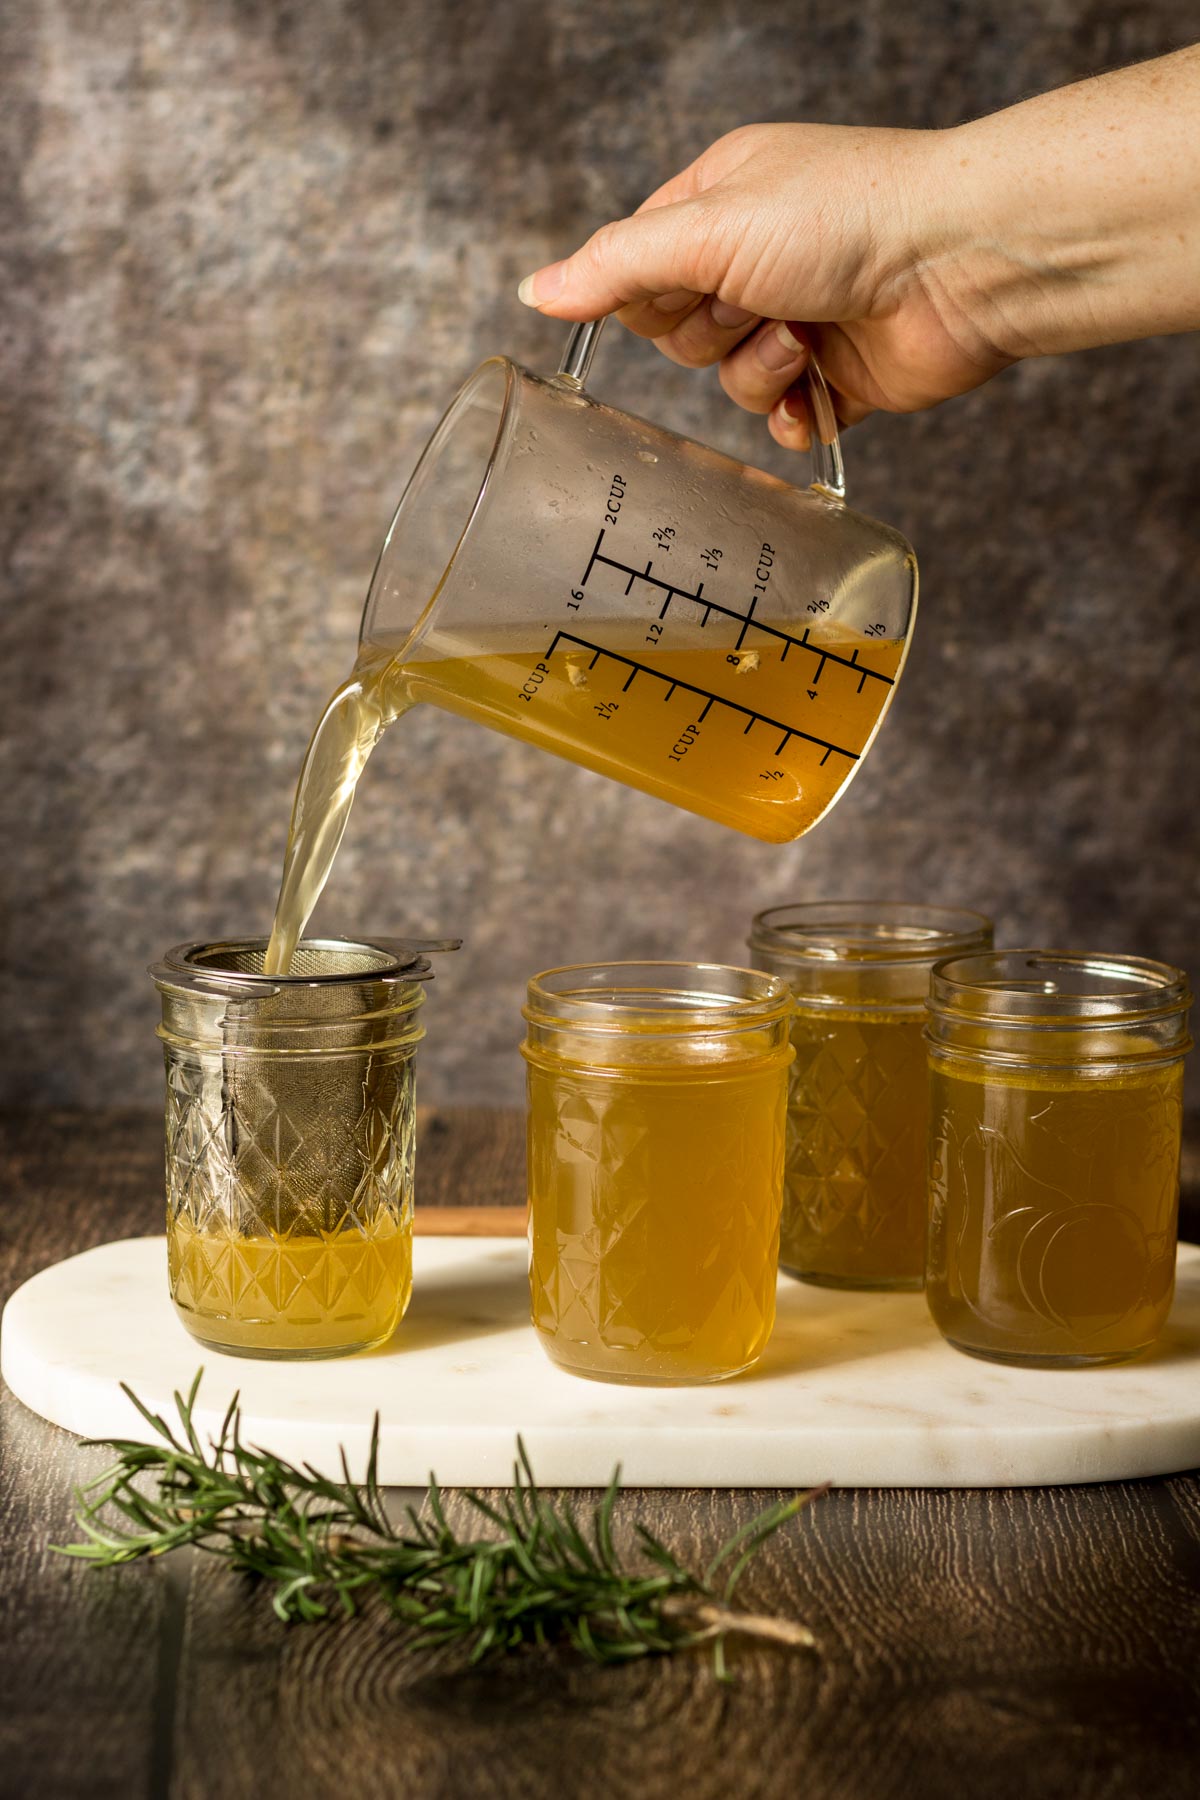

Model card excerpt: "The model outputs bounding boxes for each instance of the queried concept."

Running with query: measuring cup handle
[556,318,607,386]
[556,319,847,500]
[801,359,846,501]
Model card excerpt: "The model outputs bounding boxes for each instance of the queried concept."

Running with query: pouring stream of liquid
[263,650,408,976]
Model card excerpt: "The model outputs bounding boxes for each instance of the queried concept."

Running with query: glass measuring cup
[363,321,918,843]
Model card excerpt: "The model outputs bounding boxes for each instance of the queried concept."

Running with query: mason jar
[522,963,794,1385]
[749,902,994,1289]
[926,950,1192,1367]
[150,936,447,1359]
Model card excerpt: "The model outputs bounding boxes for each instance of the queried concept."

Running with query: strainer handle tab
[374,935,463,959]
[554,318,847,500]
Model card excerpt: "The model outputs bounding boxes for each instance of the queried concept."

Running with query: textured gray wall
[2,0,1197,1110]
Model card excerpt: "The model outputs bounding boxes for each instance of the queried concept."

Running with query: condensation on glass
[749,902,993,1290]
[150,937,448,1360]
[522,962,794,1385]
[925,950,1192,1367]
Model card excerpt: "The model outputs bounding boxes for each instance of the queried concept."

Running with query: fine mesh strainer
[150,934,458,1357]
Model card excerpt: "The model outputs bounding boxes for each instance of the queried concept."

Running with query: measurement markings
[846,650,874,696]
[623,559,654,597]
[580,529,892,687]
[547,629,857,764]
[580,529,605,587]
[734,594,757,652]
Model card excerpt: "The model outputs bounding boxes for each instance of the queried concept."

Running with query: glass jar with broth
[925,949,1192,1367]
[151,937,451,1359]
[522,962,793,1384]
[749,902,993,1289]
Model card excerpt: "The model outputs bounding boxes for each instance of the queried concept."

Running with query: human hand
[518,122,1012,453]
[518,50,1200,454]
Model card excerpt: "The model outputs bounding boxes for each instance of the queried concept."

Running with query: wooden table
[3,1109,1200,1800]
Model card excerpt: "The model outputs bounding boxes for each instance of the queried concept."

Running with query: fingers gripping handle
[555,318,847,501]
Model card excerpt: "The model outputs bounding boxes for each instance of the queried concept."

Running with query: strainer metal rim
[149,934,460,995]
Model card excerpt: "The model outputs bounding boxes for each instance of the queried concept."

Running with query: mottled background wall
[2,0,1197,1110]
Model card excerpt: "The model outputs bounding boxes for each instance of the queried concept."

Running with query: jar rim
[929,948,1192,1023]
[749,900,993,966]
[524,960,792,1034]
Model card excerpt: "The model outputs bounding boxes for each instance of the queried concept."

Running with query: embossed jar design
[925,950,1192,1367]
[749,903,993,1289]
[522,963,793,1385]
[151,937,445,1360]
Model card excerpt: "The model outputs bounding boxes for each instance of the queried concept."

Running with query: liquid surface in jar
[926,1057,1184,1365]
[264,624,904,973]
[783,1006,928,1288]
[167,1215,412,1357]
[525,1038,787,1383]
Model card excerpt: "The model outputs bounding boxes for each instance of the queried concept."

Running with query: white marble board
[4,1235,1199,1488]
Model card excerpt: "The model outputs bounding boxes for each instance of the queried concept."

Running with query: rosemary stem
[672,1601,818,1649]
[53,1373,824,1675]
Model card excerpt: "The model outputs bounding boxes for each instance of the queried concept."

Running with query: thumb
[518,199,726,321]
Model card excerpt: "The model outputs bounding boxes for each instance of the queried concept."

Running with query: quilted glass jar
[150,937,444,1359]
[522,963,793,1384]
[749,902,993,1289]
[926,950,1192,1367]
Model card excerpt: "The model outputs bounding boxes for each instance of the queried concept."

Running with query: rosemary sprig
[55,1372,824,1675]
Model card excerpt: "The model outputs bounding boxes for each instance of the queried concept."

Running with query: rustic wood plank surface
[2,1108,1199,1800]
[413,1203,526,1235]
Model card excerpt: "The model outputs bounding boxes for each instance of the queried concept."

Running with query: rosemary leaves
[56,1373,823,1675]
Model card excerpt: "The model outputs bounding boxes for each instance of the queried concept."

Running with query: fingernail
[710,298,756,328]
[650,289,697,314]
[774,393,810,445]
[517,262,566,308]
[757,321,807,372]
